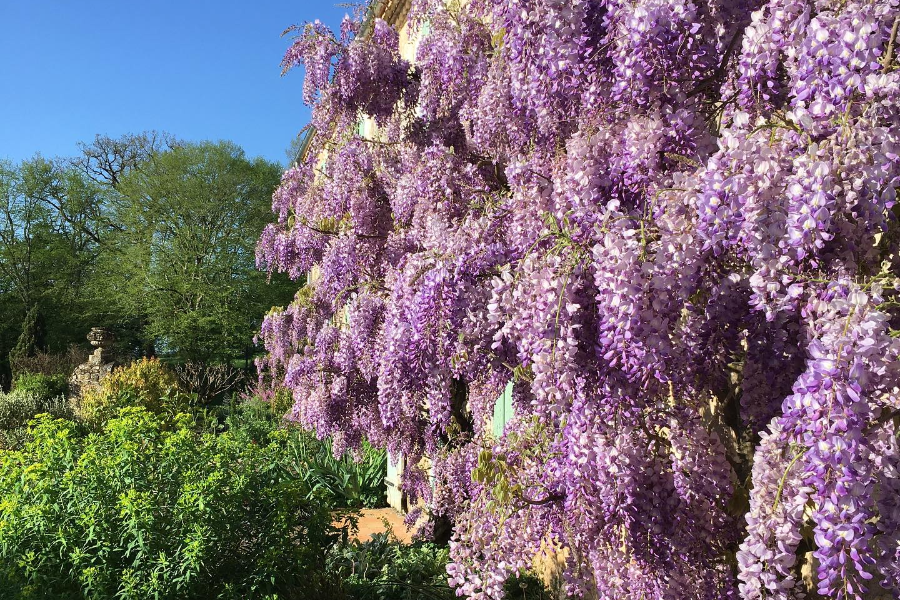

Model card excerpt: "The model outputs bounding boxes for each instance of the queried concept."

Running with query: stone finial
[70,327,116,399]
[87,327,114,349]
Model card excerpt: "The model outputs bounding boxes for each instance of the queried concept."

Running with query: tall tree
[97,141,293,362]
[0,157,104,382]
[73,131,177,190]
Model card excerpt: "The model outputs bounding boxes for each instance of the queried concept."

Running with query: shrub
[224,395,284,443]
[7,306,44,374]
[270,386,294,417]
[0,408,343,599]
[0,388,73,450]
[224,398,388,509]
[328,534,550,600]
[240,380,295,418]
[77,357,191,425]
[329,535,454,600]
[286,433,388,509]
[12,372,68,401]
[172,361,248,404]
[9,345,89,379]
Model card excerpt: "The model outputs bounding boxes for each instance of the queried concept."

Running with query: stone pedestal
[69,328,116,398]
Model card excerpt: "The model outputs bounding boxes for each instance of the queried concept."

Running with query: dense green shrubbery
[328,533,550,600]
[0,374,548,599]
[0,408,340,599]
[0,387,73,450]
[329,534,454,600]
[288,435,388,510]
[12,372,68,401]
[223,396,388,509]
[222,395,284,441]
[76,358,192,425]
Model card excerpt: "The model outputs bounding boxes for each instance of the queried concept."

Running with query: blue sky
[0,0,350,166]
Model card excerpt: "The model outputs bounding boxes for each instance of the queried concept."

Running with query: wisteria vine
[259,1,900,598]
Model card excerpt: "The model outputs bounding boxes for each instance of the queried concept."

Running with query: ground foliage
[328,534,455,600]
[0,408,340,600]
[0,390,461,600]
[75,358,192,426]
[0,386,72,450]
[328,532,550,600]
[228,394,389,509]
[260,1,900,598]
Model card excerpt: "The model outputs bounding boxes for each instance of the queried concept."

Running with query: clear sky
[0,0,350,167]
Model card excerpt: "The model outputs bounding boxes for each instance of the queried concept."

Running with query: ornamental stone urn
[69,327,116,399]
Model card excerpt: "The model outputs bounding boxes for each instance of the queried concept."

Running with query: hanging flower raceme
[263,1,900,598]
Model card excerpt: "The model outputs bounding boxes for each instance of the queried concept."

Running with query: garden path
[349,508,413,543]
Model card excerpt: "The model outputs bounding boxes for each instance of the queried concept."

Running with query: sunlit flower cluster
[261,1,900,598]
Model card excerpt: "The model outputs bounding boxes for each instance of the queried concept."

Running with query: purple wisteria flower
[262,1,900,597]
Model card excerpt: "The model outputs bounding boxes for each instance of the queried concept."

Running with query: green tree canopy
[97,140,293,362]
[0,156,104,382]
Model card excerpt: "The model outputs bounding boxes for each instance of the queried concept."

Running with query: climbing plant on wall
[259,1,900,598]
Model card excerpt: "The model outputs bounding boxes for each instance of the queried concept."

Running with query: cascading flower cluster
[261,0,900,598]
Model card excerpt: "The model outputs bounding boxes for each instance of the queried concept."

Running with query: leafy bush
[328,534,549,600]
[0,388,73,450]
[287,433,388,509]
[270,386,294,417]
[7,306,44,375]
[224,396,387,509]
[12,371,68,401]
[76,357,191,425]
[240,381,295,418]
[0,407,342,599]
[329,535,453,600]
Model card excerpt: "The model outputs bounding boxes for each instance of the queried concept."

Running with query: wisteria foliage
[260,1,900,598]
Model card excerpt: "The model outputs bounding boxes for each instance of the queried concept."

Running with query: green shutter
[492,380,514,437]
